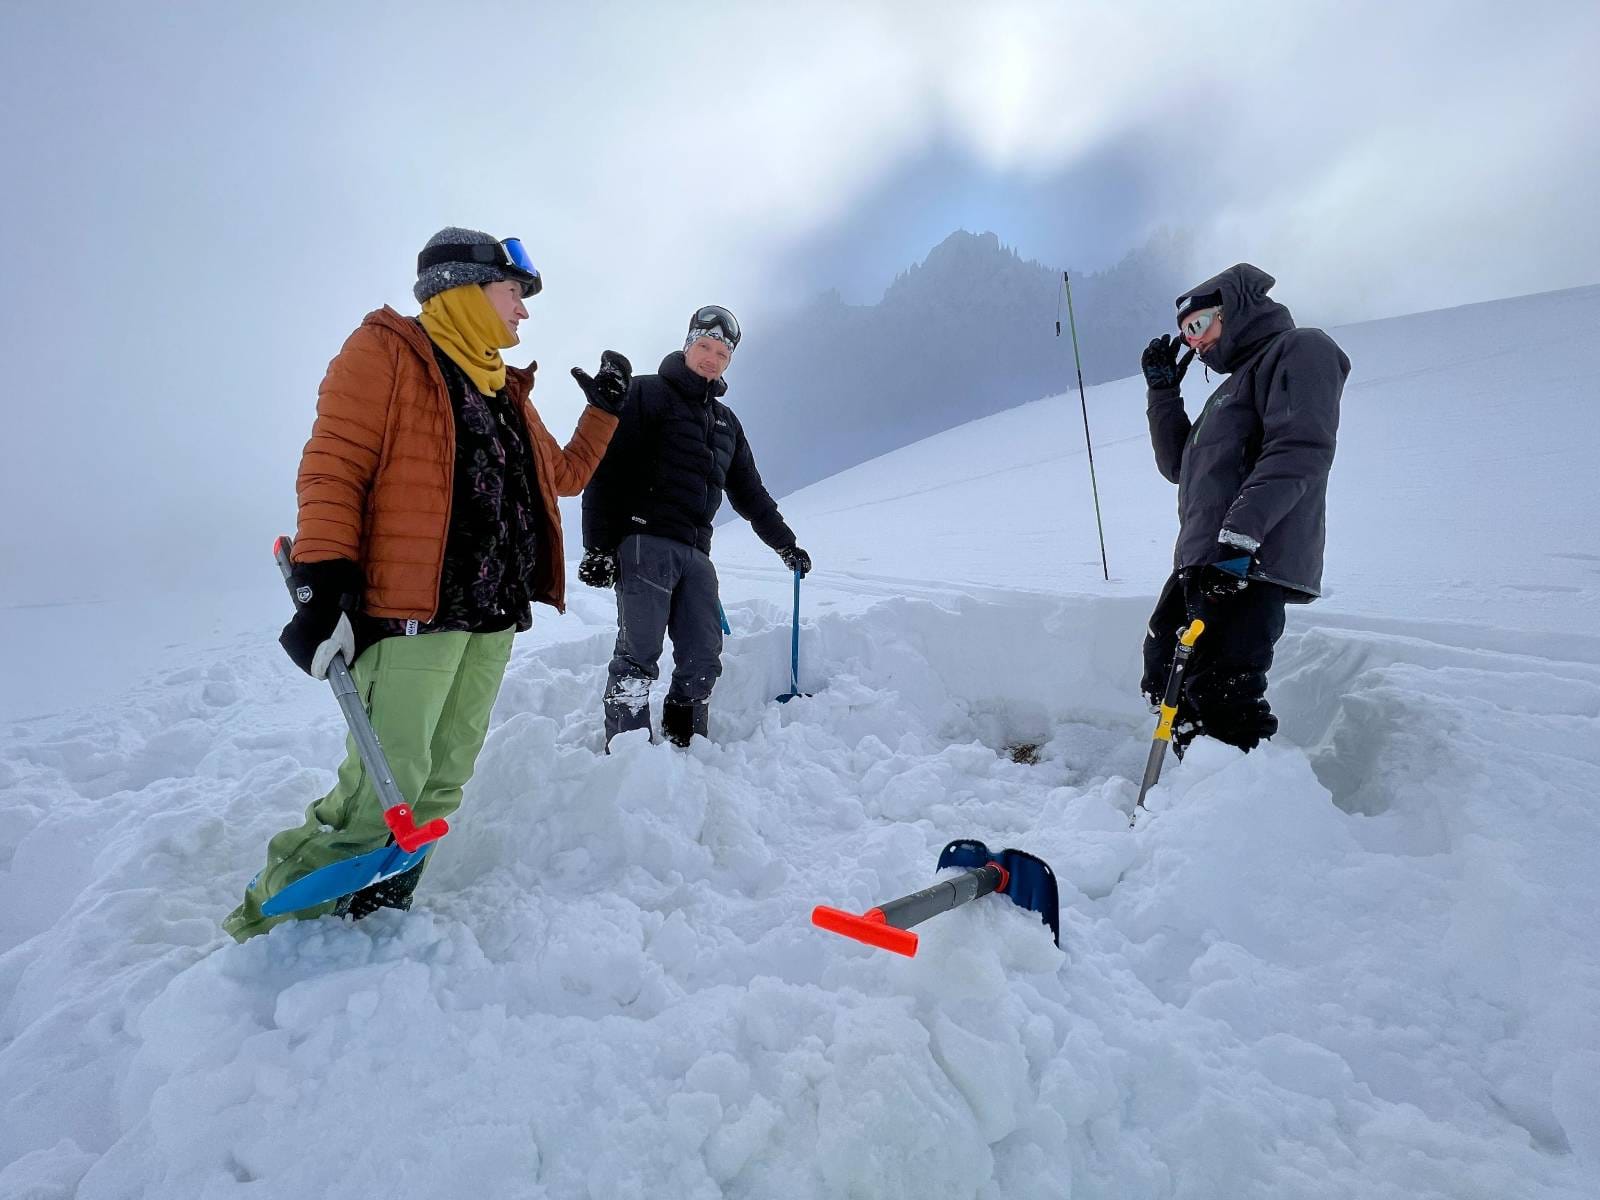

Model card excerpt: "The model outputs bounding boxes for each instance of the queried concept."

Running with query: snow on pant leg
[664,546,724,707]
[604,534,684,741]
[222,631,474,942]
[1179,579,1289,752]
[1140,569,1190,703]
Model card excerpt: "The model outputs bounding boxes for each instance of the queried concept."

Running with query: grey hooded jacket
[1147,263,1350,600]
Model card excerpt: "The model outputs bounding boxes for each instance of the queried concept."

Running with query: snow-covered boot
[334,858,426,920]
[604,675,654,749]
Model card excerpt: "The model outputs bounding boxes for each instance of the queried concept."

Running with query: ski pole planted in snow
[775,569,810,702]
[812,839,1060,957]
[1057,271,1109,581]
[260,536,448,917]
[1130,618,1205,827]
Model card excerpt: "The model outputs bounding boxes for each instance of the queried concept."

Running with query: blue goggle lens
[500,238,541,297]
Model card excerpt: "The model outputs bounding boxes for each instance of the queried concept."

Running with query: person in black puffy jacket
[581,305,810,747]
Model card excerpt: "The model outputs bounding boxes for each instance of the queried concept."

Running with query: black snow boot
[334,858,427,921]
[662,699,708,747]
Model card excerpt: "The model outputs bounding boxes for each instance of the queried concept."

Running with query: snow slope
[2,286,1597,1198]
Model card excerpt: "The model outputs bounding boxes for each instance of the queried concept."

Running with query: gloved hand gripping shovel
[1129,618,1204,828]
[259,535,449,917]
[812,839,1060,957]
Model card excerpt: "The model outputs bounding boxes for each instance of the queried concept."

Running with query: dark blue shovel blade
[937,838,1061,947]
[260,843,432,917]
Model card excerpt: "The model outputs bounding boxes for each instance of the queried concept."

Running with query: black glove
[1195,535,1256,601]
[578,548,618,589]
[1141,334,1193,391]
[778,544,811,577]
[279,558,365,677]
[571,350,633,415]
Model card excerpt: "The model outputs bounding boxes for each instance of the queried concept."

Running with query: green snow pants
[224,627,514,942]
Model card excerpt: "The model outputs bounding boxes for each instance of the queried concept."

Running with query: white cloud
[1,0,1595,604]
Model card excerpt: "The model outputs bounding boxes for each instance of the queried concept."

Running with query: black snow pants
[1140,568,1288,754]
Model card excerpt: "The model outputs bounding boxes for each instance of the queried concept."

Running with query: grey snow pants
[604,533,723,741]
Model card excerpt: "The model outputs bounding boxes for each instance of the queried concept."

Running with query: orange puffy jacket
[291,306,618,618]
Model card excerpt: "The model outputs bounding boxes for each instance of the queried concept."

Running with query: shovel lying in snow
[811,839,1060,956]
[260,536,448,917]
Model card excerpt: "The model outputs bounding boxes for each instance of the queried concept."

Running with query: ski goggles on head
[687,304,741,349]
[417,237,543,297]
[1179,306,1221,340]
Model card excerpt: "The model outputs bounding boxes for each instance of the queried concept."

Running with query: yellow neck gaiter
[419,285,518,395]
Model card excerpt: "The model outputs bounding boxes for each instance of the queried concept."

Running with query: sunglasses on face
[1180,306,1221,339]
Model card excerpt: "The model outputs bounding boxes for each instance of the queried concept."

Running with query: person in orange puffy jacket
[225,227,628,941]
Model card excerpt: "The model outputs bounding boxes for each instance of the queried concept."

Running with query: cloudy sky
[2,0,1597,605]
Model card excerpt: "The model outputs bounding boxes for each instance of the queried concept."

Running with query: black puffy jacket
[582,352,795,555]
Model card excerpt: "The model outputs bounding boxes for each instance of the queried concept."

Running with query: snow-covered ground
[2,285,1598,1198]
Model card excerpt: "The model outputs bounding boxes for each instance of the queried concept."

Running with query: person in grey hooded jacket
[1138,263,1350,753]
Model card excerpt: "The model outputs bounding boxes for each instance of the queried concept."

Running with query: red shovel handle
[811,906,920,957]
[384,804,448,854]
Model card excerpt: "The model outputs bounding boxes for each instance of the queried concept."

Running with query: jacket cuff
[1217,528,1261,554]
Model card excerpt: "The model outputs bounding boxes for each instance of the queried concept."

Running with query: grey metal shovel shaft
[1131,618,1205,826]
[876,863,1005,931]
[274,536,410,817]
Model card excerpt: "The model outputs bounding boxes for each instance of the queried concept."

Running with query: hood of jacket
[1178,263,1295,374]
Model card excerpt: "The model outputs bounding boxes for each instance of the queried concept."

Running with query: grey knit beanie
[414,226,507,304]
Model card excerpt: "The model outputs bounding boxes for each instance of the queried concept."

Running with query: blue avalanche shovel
[259,536,448,917]
[812,839,1061,956]
[775,569,811,703]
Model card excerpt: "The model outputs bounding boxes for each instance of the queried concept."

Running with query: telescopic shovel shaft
[789,569,801,694]
[273,536,446,852]
[810,862,1009,958]
[1132,618,1204,824]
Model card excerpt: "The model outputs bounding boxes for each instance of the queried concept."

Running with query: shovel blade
[936,839,1061,947]
[260,843,432,917]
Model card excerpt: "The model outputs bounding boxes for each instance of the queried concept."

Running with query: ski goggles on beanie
[686,305,741,350]
[1179,306,1221,340]
[417,238,543,297]
[1175,288,1222,327]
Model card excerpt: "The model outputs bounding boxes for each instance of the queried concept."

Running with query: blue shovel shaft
[777,569,806,702]
[789,570,801,694]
